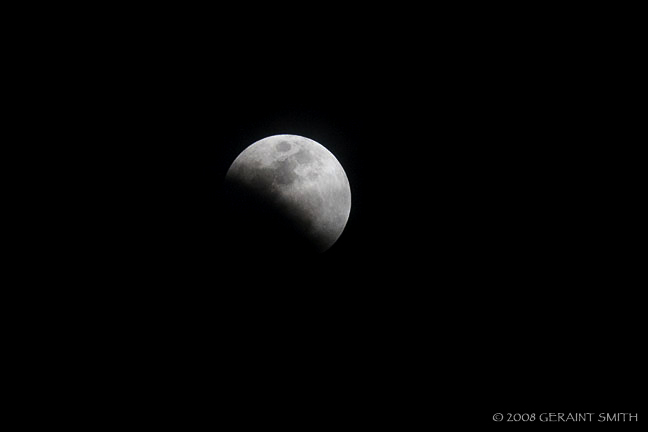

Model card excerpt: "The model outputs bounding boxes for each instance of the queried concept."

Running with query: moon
[223,135,351,253]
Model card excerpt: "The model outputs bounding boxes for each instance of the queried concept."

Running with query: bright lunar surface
[224,135,351,253]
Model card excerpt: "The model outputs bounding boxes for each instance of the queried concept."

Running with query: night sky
[119,10,642,427]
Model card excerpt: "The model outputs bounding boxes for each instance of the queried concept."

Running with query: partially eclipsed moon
[224,134,351,253]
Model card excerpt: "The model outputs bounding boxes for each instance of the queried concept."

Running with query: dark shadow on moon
[222,176,325,255]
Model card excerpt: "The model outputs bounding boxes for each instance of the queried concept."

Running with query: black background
[75,6,643,428]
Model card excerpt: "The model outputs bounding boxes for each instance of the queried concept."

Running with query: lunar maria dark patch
[276,141,291,152]
[268,158,298,185]
[293,148,313,164]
